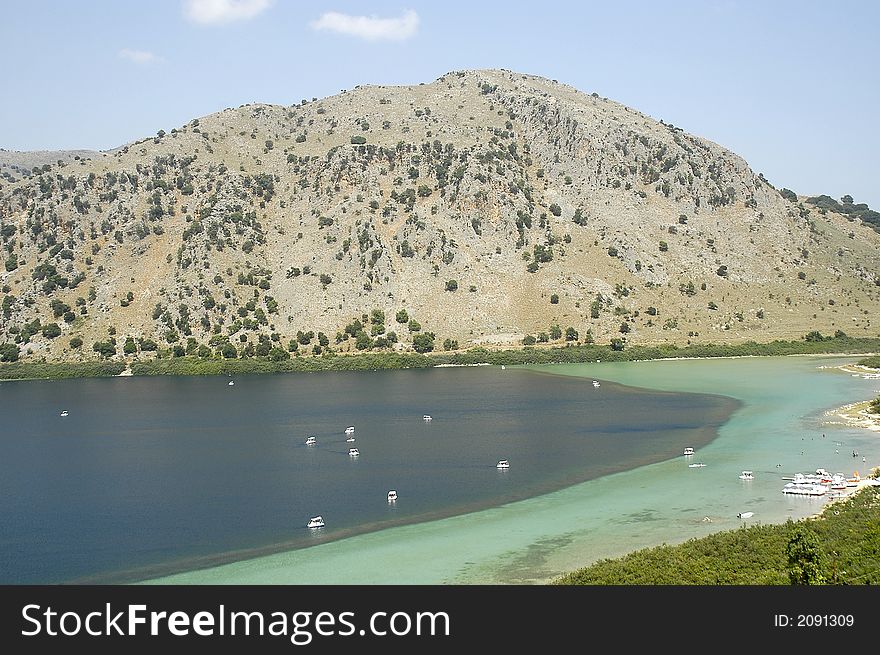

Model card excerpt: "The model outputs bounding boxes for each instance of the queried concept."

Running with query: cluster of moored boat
[307,417,509,529]
[306,425,369,529]
[305,427,357,451]
[682,445,864,519]
[781,468,859,497]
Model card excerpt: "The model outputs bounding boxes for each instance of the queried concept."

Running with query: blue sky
[2,0,878,207]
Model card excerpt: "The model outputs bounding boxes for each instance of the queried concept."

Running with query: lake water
[0,365,734,583]
[143,355,880,585]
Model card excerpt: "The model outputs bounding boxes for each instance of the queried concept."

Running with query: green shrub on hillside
[557,487,880,585]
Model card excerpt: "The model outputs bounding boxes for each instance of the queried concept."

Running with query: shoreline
[1,336,878,381]
[822,360,880,434]
[630,352,880,364]
[823,399,880,433]
[834,363,880,377]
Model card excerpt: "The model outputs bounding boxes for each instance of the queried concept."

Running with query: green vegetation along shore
[0,360,128,380]
[858,355,880,369]
[557,484,880,585]
[0,334,878,380]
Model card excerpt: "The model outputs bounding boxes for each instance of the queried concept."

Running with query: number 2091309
[775,614,854,627]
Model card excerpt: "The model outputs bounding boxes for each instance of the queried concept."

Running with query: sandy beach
[823,361,880,433]
[824,400,880,433]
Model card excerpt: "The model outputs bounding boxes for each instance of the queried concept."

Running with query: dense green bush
[41,323,62,339]
[557,487,880,585]
[128,352,433,377]
[0,361,125,379]
[92,341,116,358]
[412,332,435,353]
[0,343,20,362]
[805,193,880,234]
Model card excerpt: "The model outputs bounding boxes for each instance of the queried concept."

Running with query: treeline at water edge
[556,485,880,585]
[126,352,433,376]
[0,361,127,379]
[433,335,880,367]
[1,334,879,380]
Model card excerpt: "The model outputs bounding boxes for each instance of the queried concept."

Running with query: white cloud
[310,9,419,42]
[119,49,163,65]
[185,0,273,25]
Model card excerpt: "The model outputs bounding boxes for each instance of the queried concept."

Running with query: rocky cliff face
[0,69,877,362]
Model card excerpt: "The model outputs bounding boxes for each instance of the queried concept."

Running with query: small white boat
[305,435,316,446]
[496,459,510,469]
[228,380,234,386]
[307,516,324,529]
[737,511,754,519]
[739,471,754,480]
[830,474,847,490]
[346,436,355,442]
[423,415,432,421]
[688,462,706,468]
[814,470,832,483]
[683,447,694,456]
[387,490,398,502]
[592,380,600,388]
[59,410,69,417]
[344,426,355,435]
[349,448,360,457]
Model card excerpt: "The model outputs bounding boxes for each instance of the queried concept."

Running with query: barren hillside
[0,69,877,363]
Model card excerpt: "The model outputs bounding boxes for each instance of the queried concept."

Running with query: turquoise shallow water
[148,355,880,584]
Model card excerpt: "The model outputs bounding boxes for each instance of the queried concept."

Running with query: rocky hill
[0,149,104,183]
[0,69,877,363]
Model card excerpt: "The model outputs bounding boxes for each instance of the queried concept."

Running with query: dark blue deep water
[0,367,736,583]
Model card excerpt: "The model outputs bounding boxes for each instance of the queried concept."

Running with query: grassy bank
[127,352,432,376]
[0,361,127,380]
[431,336,880,367]
[1,335,878,380]
[557,485,880,585]
[858,355,880,368]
